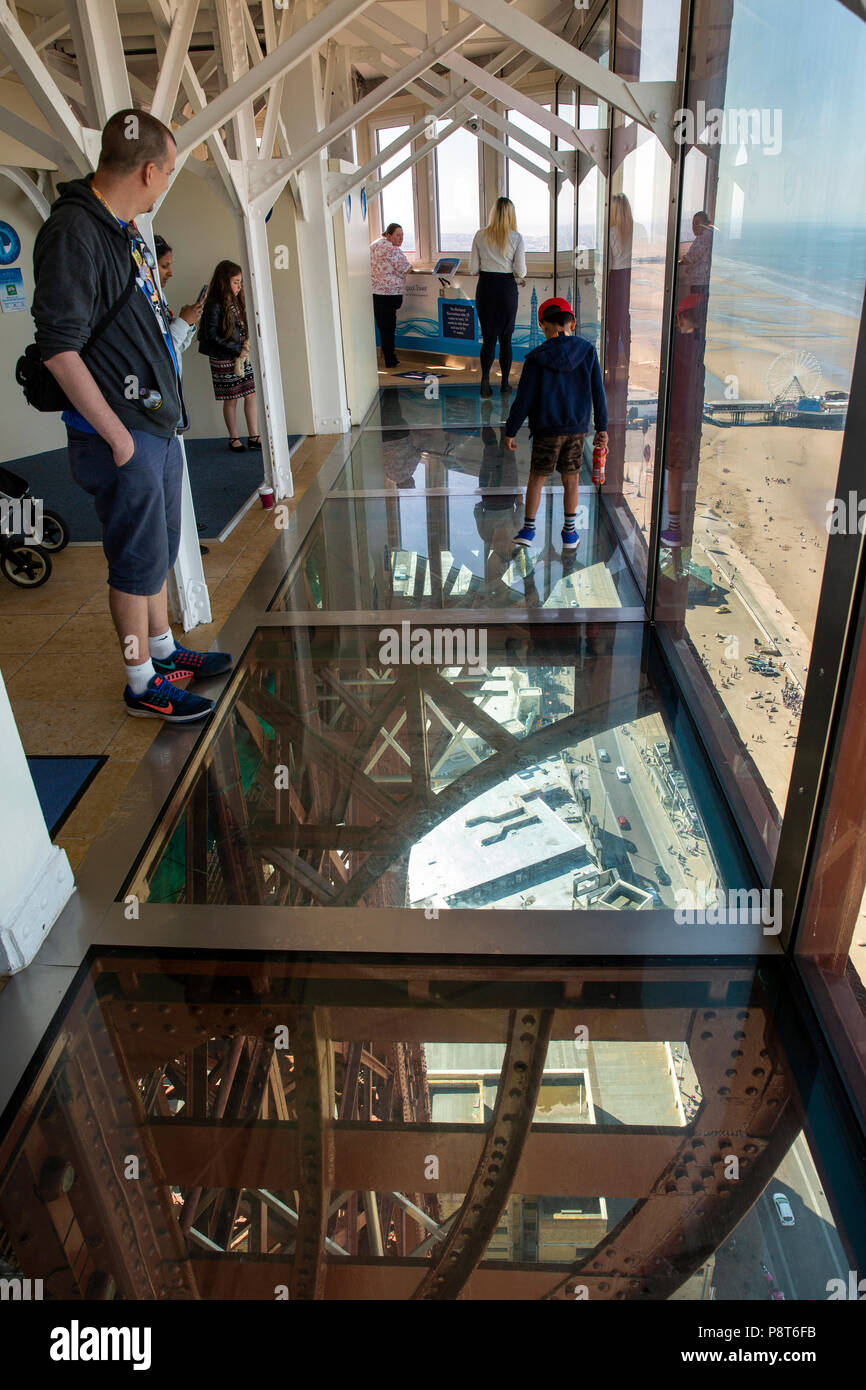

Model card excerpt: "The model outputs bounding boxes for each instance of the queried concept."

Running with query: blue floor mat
[27,755,107,837]
[3,436,303,541]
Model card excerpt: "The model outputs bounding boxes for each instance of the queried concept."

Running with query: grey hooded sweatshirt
[31,175,188,437]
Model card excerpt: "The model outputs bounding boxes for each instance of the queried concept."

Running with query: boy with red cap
[505,298,608,551]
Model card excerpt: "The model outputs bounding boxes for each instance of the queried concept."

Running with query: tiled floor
[0,435,337,873]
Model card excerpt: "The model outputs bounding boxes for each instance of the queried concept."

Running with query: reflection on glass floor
[0,952,848,1300]
[366,381,519,431]
[271,491,640,612]
[136,624,753,910]
[332,426,547,492]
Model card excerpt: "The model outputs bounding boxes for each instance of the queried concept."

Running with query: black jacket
[197,298,245,359]
[505,333,608,438]
[31,176,187,437]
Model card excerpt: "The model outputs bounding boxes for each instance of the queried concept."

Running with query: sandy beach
[617,266,857,816]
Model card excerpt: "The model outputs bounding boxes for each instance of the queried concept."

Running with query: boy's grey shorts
[529,432,587,476]
[67,427,183,597]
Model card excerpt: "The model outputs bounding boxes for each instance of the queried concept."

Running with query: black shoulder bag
[15,260,138,413]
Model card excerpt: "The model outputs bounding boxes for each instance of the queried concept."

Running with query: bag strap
[81,254,138,358]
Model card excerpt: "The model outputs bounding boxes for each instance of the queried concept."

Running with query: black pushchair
[0,465,69,589]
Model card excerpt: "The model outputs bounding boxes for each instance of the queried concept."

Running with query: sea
[618,221,866,392]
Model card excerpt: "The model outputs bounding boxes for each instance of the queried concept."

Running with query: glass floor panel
[269,492,641,613]
[135,623,754,911]
[332,426,591,492]
[365,382,518,431]
[0,951,855,1301]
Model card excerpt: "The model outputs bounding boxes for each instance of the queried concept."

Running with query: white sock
[148,629,176,660]
[126,659,156,694]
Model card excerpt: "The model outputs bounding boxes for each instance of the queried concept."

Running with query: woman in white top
[370,222,413,368]
[469,197,526,396]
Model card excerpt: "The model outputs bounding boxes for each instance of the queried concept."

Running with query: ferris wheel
[766,350,823,403]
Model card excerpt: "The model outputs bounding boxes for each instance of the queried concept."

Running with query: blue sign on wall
[440,299,476,341]
[0,221,21,266]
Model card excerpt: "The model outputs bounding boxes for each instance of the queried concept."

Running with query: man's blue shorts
[67,428,183,596]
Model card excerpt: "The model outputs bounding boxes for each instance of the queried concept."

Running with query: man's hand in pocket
[112,429,135,467]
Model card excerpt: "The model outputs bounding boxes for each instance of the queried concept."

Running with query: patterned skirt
[209,356,256,401]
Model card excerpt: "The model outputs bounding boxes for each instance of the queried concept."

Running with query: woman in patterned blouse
[370,223,413,369]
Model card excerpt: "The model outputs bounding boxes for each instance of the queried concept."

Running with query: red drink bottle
[592,443,607,485]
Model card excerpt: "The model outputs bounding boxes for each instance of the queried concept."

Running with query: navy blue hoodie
[505,333,608,438]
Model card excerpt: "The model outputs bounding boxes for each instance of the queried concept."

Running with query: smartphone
[197,284,208,303]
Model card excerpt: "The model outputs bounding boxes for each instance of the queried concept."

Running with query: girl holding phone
[154,235,205,359]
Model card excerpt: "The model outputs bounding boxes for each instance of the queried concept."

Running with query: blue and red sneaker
[152,643,233,683]
[124,674,215,722]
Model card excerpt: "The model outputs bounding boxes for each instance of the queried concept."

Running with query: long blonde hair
[483,196,517,256]
[610,193,633,246]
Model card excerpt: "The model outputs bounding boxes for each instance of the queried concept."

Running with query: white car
[616,765,629,782]
[773,1192,795,1227]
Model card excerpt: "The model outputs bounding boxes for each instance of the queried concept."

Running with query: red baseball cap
[538,296,574,324]
[676,293,705,315]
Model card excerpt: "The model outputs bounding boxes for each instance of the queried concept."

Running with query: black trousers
[373,293,403,366]
[475,271,519,383]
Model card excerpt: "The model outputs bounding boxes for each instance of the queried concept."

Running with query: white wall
[0,181,66,462]
[331,160,379,425]
[153,169,317,439]
[0,671,73,972]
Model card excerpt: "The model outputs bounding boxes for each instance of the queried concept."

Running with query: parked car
[773,1192,795,1227]
[655,864,671,886]
[616,765,629,782]
[598,748,611,762]
[617,815,630,830]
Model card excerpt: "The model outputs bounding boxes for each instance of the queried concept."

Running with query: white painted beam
[475,124,551,184]
[0,164,50,217]
[364,2,603,166]
[258,3,295,159]
[66,0,133,129]
[0,102,78,170]
[258,10,491,198]
[0,9,68,78]
[325,35,534,207]
[151,0,201,123]
[0,2,91,172]
[176,0,376,156]
[367,114,468,196]
[456,0,677,150]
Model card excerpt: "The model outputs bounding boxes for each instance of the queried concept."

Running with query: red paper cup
[259,485,275,510]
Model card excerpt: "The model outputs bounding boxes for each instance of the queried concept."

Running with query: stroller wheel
[39,509,70,551]
[1,539,52,588]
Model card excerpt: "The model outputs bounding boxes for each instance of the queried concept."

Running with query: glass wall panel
[434,122,480,253]
[554,86,576,304]
[574,7,610,354]
[602,0,681,595]
[376,125,417,252]
[506,106,552,253]
[655,0,866,867]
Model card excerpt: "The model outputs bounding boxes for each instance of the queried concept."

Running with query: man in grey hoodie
[32,109,231,722]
